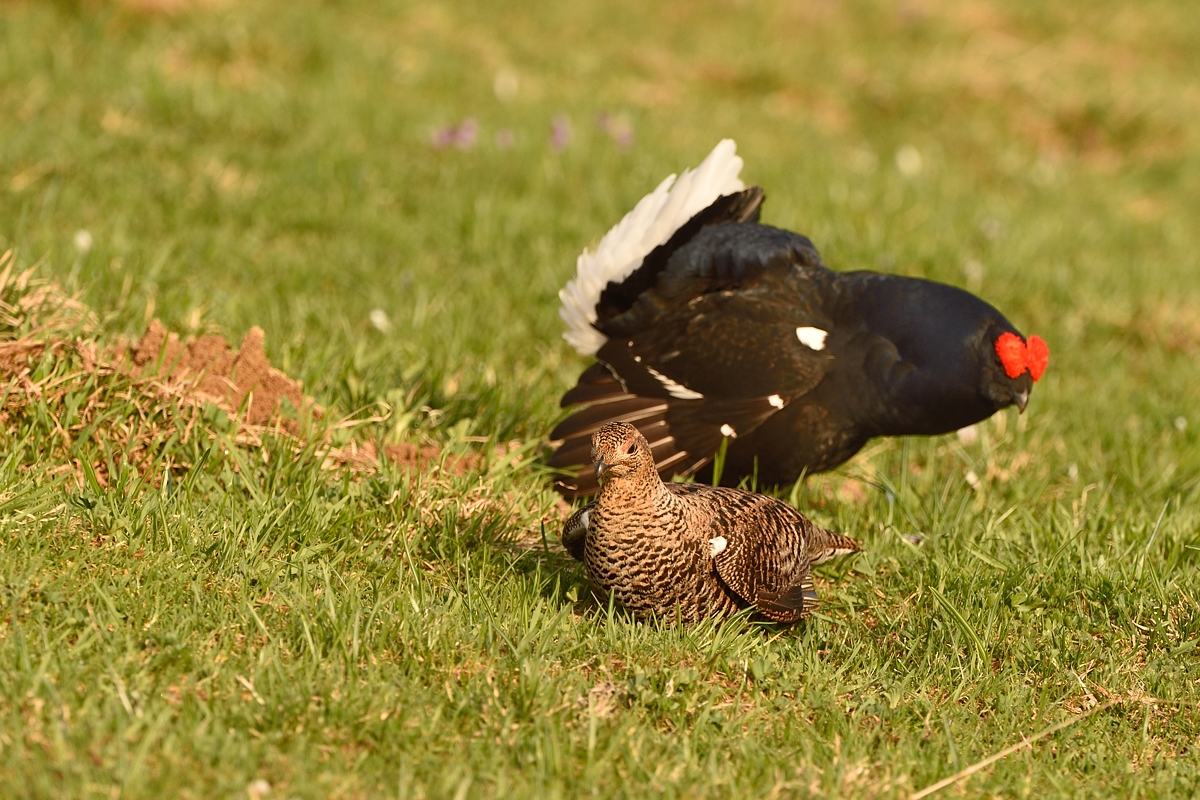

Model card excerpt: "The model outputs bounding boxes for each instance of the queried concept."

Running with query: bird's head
[853,277,1049,429]
[591,421,653,484]
[983,330,1049,413]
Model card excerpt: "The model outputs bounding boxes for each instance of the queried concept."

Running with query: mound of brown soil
[129,319,312,432]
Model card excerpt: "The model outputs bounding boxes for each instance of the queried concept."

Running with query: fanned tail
[558,139,746,355]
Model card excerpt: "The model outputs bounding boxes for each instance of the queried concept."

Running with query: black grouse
[563,421,860,623]
[550,140,1049,497]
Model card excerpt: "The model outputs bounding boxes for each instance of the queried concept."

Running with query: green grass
[2,0,1199,797]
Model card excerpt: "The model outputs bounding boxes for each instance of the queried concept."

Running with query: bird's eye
[627,443,638,454]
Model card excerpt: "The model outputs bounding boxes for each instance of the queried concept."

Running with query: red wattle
[994,332,1028,379]
[1026,335,1049,381]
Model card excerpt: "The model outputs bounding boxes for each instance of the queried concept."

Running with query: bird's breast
[584,503,728,619]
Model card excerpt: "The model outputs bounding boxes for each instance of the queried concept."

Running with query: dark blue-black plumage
[549,188,1040,497]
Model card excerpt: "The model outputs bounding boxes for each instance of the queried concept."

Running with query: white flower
[247,779,271,799]
[369,309,392,333]
[895,145,923,177]
[73,229,94,253]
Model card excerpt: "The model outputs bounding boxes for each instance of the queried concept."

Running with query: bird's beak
[594,461,610,482]
[1014,389,1029,413]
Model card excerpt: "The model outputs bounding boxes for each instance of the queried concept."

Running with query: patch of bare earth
[0,252,486,484]
[126,318,312,434]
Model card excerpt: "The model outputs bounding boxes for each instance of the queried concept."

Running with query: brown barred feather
[564,421,860,623]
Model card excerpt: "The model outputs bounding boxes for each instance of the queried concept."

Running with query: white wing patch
[709,536,728,557]
[580,510,591,531]
[559,140,747,355]
[644,365,703,400]
[795,326,828,351]
[719,423,737,438]
[767,394,784,409]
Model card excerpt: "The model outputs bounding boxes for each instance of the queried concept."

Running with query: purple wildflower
[550,114,572,151]
[610,120,634,149]
[453,118,479,150]
[595,111,634,149]
[431,126,456,150]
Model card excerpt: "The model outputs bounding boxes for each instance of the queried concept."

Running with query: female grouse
[564,421,859,623]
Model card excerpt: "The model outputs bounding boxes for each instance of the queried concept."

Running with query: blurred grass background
[1,0,1198,797]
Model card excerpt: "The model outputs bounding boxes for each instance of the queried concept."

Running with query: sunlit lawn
[1,0,1198,797]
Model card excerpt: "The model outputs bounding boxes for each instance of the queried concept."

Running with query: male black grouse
[549,140,1049,497]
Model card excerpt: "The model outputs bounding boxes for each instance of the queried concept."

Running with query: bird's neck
[596,469,671,511]
[844,272,994,435]
[873,367,989,435]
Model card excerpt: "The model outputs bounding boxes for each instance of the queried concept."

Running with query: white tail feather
[558,139,746,355]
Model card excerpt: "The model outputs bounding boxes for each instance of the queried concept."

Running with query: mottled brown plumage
[563,421,860,623]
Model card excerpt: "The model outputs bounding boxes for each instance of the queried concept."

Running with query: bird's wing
[698,488,817,623]
[550,221,837,495]
[561,502,595,562]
